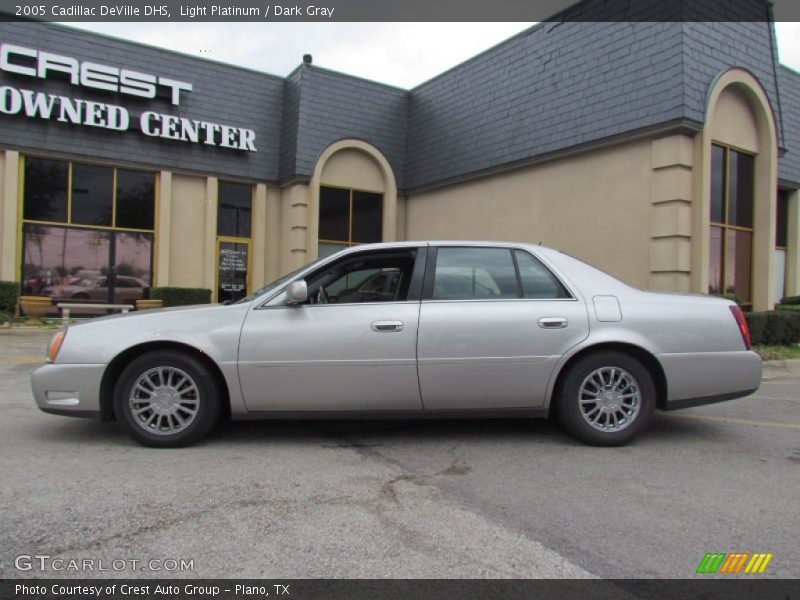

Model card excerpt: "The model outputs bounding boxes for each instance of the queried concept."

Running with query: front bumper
[658,350,762,410]
[31,363,106,419]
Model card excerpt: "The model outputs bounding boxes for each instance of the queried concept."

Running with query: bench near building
[0,1,799,310]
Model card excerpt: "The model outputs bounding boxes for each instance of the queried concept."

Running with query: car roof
[338,241,542,251]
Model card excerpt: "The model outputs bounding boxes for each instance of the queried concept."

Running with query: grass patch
[753,344,800,361]
[777,304,800,312]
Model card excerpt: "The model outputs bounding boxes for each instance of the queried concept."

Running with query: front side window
[318,186,383,258]
[302,250,415,305]
[431,247,570,301]
[708,144,755,305]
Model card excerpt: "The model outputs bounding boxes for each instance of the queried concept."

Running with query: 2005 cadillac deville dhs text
[31,242,761,448]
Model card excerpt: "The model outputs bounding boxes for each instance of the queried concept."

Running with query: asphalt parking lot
[1,328,798,579]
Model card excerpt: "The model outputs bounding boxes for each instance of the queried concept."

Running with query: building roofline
[299,64,408,92]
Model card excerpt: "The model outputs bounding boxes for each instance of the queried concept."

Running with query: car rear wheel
[114,350,222,447]
[555,351,655,446]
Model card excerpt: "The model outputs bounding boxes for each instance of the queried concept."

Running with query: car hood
[66,302,245,328]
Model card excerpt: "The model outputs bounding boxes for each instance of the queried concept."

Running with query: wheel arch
[99,341,231,422]
[547,342,668,412]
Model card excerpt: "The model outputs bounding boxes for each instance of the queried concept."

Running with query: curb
[762,358,800,377]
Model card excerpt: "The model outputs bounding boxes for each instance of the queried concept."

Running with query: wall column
[280,183,309,273]
[786,189,800,297]
[155,171,172,286]
[204,177,218,294]
[0,151,20,282]
[265,185,282,281]
[251,183,267,289]
[649,135,694,292]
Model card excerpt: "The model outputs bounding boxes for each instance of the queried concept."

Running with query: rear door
[417,246,589,410]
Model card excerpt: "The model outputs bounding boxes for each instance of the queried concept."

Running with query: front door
[238,247,424,412]
[217,239,250,303]
[417,246,590,410]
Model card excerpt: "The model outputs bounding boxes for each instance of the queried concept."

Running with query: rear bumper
[31,363,105,420]
[658,350,762,410]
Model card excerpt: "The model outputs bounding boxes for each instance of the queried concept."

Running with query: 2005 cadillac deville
[32,242,761,448]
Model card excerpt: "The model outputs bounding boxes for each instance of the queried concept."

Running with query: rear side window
[515,250,571,299]
[432,248,518,300]
[430,247,571,301]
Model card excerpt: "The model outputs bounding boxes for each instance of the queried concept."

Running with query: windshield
[233,257,328,304]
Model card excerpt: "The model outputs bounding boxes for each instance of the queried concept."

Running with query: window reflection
[725,229,752,303]
[21,225,152,307]
[708,226,724,295]
[708,145,754,304]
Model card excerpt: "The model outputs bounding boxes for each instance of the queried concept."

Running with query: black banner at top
[2,0,800,22]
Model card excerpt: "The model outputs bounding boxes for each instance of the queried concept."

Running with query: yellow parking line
[666,413,800,430]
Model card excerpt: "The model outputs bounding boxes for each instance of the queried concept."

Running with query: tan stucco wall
[167,174,207,288]
[405,138,657,289]
[708,87,760,152]
[0,150,19,282]
[320,148,385,191]
[279,182,310,273]
[155,173,275,297]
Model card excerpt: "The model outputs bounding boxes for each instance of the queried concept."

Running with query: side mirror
[285,280,308,305]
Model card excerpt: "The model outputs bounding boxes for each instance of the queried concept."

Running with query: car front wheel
[555,351,655,446]
[114,350,222,448]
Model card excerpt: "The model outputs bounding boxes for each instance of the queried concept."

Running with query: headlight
[47,330,66,364]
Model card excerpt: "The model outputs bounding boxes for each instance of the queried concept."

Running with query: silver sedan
[31,242,762,447]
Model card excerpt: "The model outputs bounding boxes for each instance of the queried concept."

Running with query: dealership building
[1,2,799,310]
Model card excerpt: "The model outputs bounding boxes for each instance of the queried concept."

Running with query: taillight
[729,305,751,350]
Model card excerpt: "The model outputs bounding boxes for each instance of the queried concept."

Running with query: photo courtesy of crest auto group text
[0,0,798,598]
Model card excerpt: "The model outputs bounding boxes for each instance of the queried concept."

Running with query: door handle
[371,320,404,332]
[538,317,568,329]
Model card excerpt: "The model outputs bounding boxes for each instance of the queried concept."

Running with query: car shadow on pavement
[29,409,737,448]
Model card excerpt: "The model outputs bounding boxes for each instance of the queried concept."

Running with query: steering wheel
[316,286,329,304]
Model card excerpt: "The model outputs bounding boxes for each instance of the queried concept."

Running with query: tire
[113,350,222,447]
[72,293,90,300]
[555,351,655,446]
